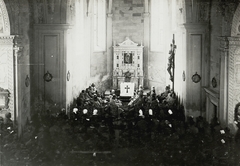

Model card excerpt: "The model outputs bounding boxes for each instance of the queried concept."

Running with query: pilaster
[218,36,229,127]
[143,0,150,88]
[107,0,113,87]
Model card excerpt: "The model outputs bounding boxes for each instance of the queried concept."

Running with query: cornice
[183,23,209,32]
[0,35,15,39]
[218,36,240,47]
[227,36,240,46]
[0,35,14,45]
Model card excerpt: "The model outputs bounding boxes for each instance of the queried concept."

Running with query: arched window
[93,0,106,51]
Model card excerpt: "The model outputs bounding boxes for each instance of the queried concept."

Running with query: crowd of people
[0,83,240,165]
[72,84,185,127]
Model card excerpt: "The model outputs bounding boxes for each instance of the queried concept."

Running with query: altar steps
[118,96,131,103]
[104,89,131,102]
[104,89,150,102]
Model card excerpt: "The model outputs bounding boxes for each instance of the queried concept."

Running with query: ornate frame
[124,52,133,64]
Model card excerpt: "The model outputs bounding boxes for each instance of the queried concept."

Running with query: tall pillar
[107,0,113,87]
[219,37,229,127]
[143,0,150,88]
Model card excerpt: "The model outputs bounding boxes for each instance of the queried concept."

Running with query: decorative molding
[183,23,209,32]
[0,35,15,45]
[0,35,15,39]
[227,37,240,54]
[114,37,142,47]
[218,36,229,51]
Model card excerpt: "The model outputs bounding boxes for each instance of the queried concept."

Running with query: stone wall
[90,52,109,92]
[112,0,144,44]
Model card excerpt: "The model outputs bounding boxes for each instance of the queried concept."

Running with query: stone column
[218,37,229,127]
[143,0,149,88]
[107,0,113,87]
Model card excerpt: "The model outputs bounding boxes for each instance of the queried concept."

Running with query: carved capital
[218,36,229,51]
[228,37,240,46]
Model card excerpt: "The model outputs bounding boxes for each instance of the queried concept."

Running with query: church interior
[1,0,240,165]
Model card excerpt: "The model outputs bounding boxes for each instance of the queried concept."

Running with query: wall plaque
[192,72,201,83]
[212,77,217,88]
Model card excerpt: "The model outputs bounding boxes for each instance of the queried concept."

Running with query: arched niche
[0,0,15,120]
[231,4,240,37]
[0,0,10,35]
[218,2,240,132]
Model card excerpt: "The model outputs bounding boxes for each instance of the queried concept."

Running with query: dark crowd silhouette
[1,84,240,165]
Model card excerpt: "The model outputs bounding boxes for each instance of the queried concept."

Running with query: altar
[120,82,134,97]
[112,37,144,92]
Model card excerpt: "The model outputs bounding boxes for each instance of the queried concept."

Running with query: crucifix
[167,34,177,91]
[125,85,130,93]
